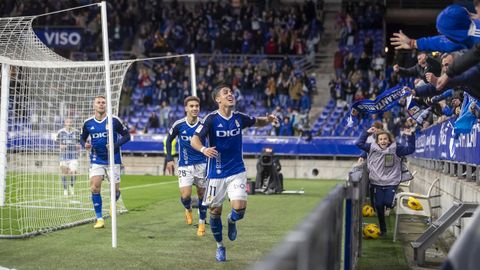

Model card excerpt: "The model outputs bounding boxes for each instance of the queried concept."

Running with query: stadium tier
[4,1,480,269]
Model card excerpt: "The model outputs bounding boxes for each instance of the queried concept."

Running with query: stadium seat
[327,118,337,126]
[393,178,440,242]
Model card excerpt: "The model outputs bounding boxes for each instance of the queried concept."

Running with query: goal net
[0,15,133,238]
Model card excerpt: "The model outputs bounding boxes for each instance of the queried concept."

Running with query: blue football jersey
[80,116,130,165]
[194,111,256,178]
[167,117,207,166]
[57,128,80,161]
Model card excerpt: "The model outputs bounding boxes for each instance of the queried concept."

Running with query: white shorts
[60,160,78,172]
[89,164,121,183]
[178,163,207,188]
[203,171,248,208]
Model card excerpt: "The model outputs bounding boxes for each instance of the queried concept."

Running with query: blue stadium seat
[134,111,143,118]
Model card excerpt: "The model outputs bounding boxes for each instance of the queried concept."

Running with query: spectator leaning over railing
[436,44,480,101]
[392,51,441,86]
[390,3,480,53]
[355,127,415,236]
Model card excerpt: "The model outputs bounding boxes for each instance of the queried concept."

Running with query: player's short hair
[94,95,106,100]
[212,83,231,102]
[184,96,200,106]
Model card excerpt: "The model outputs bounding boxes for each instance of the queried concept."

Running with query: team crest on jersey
[235,119,240,128]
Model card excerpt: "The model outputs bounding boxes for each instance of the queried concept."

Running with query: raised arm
[396,132,416,156]
[255,115,278,127]
[416,35,467,52]
[396,65,419,77]
[447,43,480,77]
[355,129,372,153]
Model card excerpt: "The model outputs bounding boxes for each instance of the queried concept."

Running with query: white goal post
[0,21,133,239]
[0,2,197,243]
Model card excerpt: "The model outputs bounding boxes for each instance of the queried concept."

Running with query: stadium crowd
[314,0,386,136]
[9,0,480,141]
[320,0,480,141]
[0,0,324,56]
[0,0,323,136]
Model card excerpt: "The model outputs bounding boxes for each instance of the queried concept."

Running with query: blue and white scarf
[347,86,411,126]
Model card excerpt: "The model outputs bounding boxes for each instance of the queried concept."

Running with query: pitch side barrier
[251,162,368,270]
[412,119,480,185]
[122,135,363,156]
[6,133,362,156]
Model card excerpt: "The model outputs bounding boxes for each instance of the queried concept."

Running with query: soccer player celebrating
[191,84,278,261]
[165,96,208,236]
[80,96,130,229]
[57,118,80,196]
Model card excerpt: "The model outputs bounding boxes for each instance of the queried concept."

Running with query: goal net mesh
[0,16,133,238]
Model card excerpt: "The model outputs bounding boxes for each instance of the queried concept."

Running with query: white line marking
[122,180,177,190]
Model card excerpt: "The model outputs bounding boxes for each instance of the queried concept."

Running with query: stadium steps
[309,2,340,114]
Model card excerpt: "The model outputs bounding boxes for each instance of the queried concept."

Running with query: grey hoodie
[367,142,402,186]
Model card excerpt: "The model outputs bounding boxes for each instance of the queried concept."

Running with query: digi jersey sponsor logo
[216,128,241,137]
[180,135,193,141]
[92,132,108,138]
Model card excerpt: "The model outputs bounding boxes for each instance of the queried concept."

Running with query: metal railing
[442,206,480,270]
[410,158,480,186]
[251,162,368,270]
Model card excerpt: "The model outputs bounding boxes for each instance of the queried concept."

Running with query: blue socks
[210,213,223,243]
[71,176,76,186]
[92,193,102,219]
[61,176,67,190]
[229,208,246,222]
[181,197,192,209]
[198,197,207,221]
[116,190,121,201]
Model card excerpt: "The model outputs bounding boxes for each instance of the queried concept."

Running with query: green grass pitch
[0,175,340,270]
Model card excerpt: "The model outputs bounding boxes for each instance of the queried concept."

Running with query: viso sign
[34,28,83,48]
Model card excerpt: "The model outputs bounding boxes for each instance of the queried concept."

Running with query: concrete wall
[408,159,480,237]
[122,156,357,180]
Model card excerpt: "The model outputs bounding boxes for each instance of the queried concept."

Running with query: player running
[165,96,208,236]
[191,84,278,261]
[80,96,130,229]
[57,118,80,196]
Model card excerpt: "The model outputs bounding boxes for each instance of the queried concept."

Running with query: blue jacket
[416,5,480,52]
[448,65,480,100]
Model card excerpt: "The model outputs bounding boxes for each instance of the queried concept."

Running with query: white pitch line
[122,180,177,190]
[7,181,177,207]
